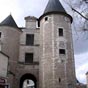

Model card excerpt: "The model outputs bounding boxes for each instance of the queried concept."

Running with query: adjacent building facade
[0,0,76,88]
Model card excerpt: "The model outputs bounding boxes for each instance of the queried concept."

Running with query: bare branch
[63,0,88,20]
[82,0,88,3]
[71,8,88,20]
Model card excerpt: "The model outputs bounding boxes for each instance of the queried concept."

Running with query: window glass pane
[25,53,33,63]
[59,28,63,36]
[26,34,34,45]
[59,49,65,54]
[0,32,1,38]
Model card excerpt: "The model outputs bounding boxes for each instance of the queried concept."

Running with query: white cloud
[0,0,48,27]
[75,52,88,84]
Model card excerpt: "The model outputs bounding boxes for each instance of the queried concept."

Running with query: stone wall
[0,26,21,88]
[19,28,40,63]
[0,52,8,77]
[17,16,40,88]
[39,14,76,88]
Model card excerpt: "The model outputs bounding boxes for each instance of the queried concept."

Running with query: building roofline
[39,12,73,23]
[25,16,38,20]
[0,25,22,32]
[0,15,18,28]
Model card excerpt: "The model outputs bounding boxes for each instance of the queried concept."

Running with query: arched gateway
[20,74,37,88]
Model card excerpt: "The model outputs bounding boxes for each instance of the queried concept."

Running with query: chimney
[25,16,37,29]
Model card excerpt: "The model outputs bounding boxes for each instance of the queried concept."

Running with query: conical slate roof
[86,72,88,75]
[39,0,72,22]
[0,15,18,28]
[44,0,66,14]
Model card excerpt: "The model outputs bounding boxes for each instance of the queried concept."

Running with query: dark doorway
[20,74,37,88]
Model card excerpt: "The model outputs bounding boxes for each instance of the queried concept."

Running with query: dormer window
[45,17,48,21]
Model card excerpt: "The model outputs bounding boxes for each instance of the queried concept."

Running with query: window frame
[59,49,66,55]
[58,28,63,37]
[26,34,34,46]
[25,53,33,63]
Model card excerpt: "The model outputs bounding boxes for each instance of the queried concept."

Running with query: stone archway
[20,74,37,88]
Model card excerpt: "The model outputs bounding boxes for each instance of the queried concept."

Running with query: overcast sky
[0,0,88,84]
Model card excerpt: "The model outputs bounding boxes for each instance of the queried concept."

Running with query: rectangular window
[26,34,34,45]
[25,53,33,63]
[59,49,65,54]
[59,28,63,36]
[0,32,1,38]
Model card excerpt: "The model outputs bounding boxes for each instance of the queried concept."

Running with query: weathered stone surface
[39,14,76,88]
[0,6,76,88]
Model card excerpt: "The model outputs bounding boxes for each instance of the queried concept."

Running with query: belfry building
[0,0,76,88]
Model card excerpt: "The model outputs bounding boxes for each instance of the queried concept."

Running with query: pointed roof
[39,0,72,22]
[44,0,66,14]
[86,72,88,75]
[0,15,18,28]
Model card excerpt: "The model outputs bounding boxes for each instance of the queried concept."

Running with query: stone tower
[0,0,76,88]
[39,0,76,88]
[0,15,21,88]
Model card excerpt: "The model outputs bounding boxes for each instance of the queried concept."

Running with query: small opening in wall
[0,32,1,38]
[59,78,61,83]
[25,53,33,63]
[59,49,65,55]
[45,17,48,21]
[27,80,29,84]
[58,28,63,36]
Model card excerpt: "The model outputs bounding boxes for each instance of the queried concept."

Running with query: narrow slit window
[0,32,1,38]
[59,28,63,36]
[27,80,29,84]
[59,49,65,54]
[59,78,61,83]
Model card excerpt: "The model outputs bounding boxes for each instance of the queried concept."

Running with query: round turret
[39,0,72,23]
[39,0,76,88]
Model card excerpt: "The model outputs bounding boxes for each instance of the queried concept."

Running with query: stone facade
[39,14,76,88]
[0,52,9,88]
[0,0,76,88]
[0,52,8,78]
